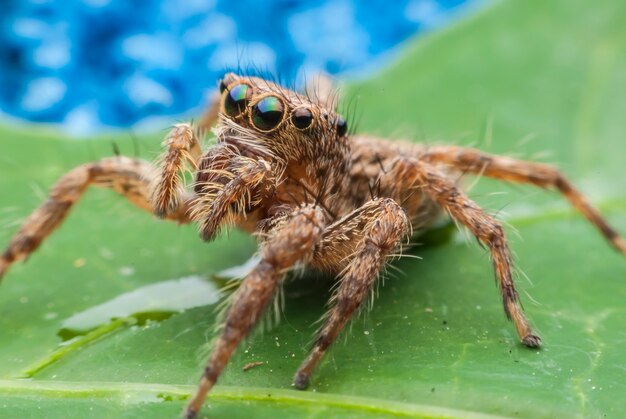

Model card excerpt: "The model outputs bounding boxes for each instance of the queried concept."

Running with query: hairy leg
[294,198,409,389]
[197,92,221,135]
[184,204,326,418]
[0,156,193,280]
[304,73,336,109]
[151,123,203,218]
[194,152,277,241]
[401,159,540,346]
[422,146,626,255]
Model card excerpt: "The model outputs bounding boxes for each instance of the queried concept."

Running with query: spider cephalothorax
[216,73,350,180]
[189,73,354,242]
[1,73,625,418]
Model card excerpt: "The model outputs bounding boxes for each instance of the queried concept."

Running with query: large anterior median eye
[251,96,285,131]
[224,83,251,117]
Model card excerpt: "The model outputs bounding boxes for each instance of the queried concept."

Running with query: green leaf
[1,0,625,417]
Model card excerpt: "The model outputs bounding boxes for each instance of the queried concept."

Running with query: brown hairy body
[1,73,625,418]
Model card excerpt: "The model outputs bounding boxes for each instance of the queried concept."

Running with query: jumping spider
[1,73,625,418]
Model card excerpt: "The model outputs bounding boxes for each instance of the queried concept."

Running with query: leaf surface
[1,0,625,417]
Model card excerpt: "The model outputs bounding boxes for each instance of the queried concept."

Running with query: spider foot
[522,334,542,348]
[293,371,310,390]
[182,407,198,419]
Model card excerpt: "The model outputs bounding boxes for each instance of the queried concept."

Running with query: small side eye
[251,96,285,131]
[224,83,251,117]
[291,108,313,130]
[336,116,348,137]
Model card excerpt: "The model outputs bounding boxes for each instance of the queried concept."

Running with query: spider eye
[336,116,348,137]
[291,108,313,130]
[224,83,251,117]
[252,96,284,131]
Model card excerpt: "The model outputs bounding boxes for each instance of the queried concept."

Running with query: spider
[1,73,625,418]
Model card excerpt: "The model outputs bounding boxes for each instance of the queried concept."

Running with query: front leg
[194,151,278,241]
[151,123,203,218]
[184,204,326,418]
[294,198,410,389]
[197,91,221,135]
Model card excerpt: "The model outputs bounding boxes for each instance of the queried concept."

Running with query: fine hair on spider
[1,71,625,419]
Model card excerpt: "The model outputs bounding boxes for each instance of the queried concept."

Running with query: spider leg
[184,204,326,418]
[422,146,626,255]
[0,156,193,280]
[151,123,203,218]
[404,159,541,347]
[294,198,409,389]
[197,92,221,135]
[195,154,277,241]
[304,73,336,109]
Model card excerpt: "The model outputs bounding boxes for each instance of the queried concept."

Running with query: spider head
[216,73,349,162]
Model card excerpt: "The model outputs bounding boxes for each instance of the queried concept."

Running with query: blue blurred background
[0,0,480,134]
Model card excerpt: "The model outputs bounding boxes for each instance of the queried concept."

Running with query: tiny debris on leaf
[242,361,265,372]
